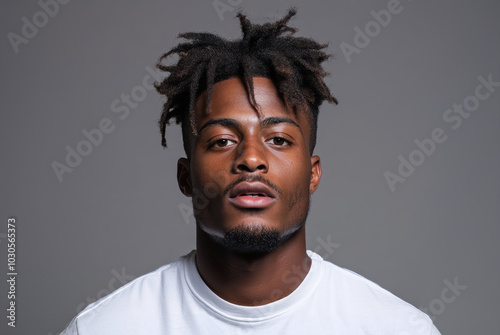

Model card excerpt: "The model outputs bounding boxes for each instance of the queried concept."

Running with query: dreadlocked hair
[154,8,337,156]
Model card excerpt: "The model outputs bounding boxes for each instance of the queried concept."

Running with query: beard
[221,225,283,255]
[218,220,305,255]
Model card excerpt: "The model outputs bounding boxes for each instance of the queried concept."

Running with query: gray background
[1,0,499,334]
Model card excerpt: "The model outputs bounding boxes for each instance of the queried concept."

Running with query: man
[62,9,440,334]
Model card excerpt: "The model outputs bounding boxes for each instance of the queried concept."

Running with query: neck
[195,225,311,306]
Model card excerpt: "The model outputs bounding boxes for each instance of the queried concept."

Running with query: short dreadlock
[155,8,337,156]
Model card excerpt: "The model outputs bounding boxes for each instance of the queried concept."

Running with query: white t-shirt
[61,250,440,334]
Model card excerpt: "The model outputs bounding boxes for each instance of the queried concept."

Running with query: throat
[195,225,310,306]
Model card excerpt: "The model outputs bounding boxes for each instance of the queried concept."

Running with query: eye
[210,138,236,148]
[269,137,290,146]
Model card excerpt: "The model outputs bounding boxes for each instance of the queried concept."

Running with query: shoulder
[308,251,441,334]
[61,251,194,335]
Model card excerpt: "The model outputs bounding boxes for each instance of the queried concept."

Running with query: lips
[228,182,276,209]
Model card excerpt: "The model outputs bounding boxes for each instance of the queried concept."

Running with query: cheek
[286,177,311,210]
[190,163,229,204]
[279,161,312,206]
[280,154,311,183]
[192,149,234,183]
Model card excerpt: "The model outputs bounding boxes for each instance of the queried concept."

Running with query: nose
[232,138,268,173]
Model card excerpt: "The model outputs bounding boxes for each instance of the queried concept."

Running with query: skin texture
[177,77,322,305]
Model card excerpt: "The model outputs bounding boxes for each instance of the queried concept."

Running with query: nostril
[237,164,249,171]
[236,163,267,172]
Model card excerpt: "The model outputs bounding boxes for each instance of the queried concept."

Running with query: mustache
[223,175,282,198]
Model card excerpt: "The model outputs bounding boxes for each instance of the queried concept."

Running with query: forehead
[194,77,308,128]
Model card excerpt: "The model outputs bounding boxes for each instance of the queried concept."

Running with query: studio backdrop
[1,0,499,334]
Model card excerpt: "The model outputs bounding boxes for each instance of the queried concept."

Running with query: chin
[220,222,303,255]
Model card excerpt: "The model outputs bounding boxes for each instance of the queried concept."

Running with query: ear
[309,155,322,194]
[177,157,192,197]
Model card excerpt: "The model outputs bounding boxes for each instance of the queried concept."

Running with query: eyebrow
[198,116,302,135]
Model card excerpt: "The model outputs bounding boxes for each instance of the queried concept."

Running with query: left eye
[270,137,289,146]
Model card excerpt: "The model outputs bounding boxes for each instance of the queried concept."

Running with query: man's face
[177,77,321,254]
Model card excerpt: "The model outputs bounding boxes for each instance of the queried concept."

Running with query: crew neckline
[183,250,324,322]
